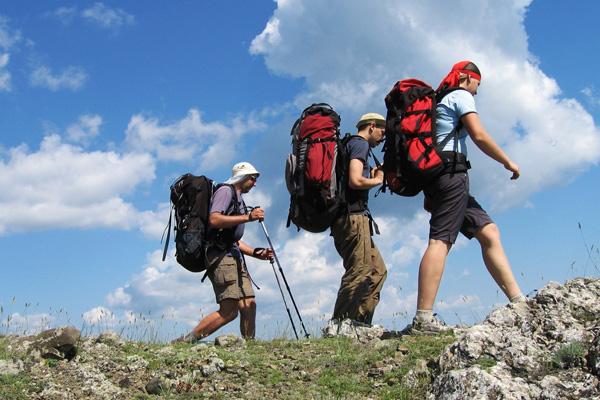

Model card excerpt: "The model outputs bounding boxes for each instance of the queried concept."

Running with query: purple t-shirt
[210,185,246,243]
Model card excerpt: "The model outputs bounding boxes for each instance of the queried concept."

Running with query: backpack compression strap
[161,205,174,262]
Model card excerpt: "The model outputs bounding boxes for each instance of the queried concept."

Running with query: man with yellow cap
[326,113,388,331]
[174,162,274,342]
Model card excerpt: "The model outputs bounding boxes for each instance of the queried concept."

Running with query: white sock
[415,309,433,321]
[509,293,526,303]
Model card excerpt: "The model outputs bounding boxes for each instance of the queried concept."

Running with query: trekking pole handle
[246,205,264,222]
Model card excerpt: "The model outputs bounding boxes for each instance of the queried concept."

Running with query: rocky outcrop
[430,278,600,400]
[322,318,387,343]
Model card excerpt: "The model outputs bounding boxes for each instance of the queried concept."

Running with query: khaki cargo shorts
[208,255,254,303]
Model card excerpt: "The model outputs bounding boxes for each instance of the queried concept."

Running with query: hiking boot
[170,333,200,344]
[405,314,453,335]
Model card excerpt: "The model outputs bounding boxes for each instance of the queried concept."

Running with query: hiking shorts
[423,172,493,244]
[207,255,254,303]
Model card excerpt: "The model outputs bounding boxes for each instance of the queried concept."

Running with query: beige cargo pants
[331,213,387,324]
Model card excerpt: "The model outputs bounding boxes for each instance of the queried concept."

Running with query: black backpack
[162,174,214,273]
[285,103,347,233]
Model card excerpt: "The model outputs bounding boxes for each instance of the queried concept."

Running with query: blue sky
[1,1,599,340]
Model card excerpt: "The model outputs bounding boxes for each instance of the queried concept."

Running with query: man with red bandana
[406,61,526,335]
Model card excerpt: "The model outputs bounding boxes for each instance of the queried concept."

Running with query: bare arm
[462,113,520,180]
[238,240,274,260]
[209,207,265,229]
[348,159,384,190]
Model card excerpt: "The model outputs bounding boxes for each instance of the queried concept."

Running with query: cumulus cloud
[251,0,600,210]
[82,306,116,325]
[0,134,155,234]
[104,250,215,328]
[82,3,135,29]
[125,109,266,170]
[66,114,103,144]
[30,65,88,91]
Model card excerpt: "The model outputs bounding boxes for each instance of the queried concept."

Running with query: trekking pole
[268,258,299,340]
[258,220,310,338]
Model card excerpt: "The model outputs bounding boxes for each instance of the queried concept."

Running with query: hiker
[329,113,388,326]
[407,61,525,334]
[175,162,273,342]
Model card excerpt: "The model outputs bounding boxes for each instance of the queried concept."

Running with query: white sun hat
[356,112,386,129]
[224,161,260,185]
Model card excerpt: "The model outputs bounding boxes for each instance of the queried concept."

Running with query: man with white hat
[180,162,273,341]
[327,113,388,330]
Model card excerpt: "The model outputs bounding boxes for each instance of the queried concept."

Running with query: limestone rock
[215,334,246,348]
[0,359,24,375]
[33,326,80,361]
[430,278,600,399]
[322,318,386,343]
[201,356,225,377]
[587,328,600,377]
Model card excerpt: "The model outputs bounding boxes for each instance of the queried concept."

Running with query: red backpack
[382,79,464,196]
[285,103,346,232]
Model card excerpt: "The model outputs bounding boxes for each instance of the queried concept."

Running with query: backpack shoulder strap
[343,134,381,167]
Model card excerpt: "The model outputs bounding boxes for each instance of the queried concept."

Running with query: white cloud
[0,16,21,50]
[48,6,78,25]
[106,287,132,308]
[104,249,216,328]
[0,53,10,91]
[30,65,88,91]
[0,16,22,92]
[251,0,600,210]
[582,86,600,108]
[250,17,281,54]
[1,312,55,335]
[125,108,266,170]
[138,202,172,240]
[66,114,103,144]
[436,294,481,311]
[0,134,155,234]
[82,3,135,29]
[242,188,273,211]
[82,306,116,325]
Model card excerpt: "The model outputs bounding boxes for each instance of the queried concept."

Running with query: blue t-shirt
[345,136,370,213]
[436,89,477,156]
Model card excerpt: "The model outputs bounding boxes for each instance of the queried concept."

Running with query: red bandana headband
[437,60,481,92]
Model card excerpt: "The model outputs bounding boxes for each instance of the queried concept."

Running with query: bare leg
[190,299,239,339]
[475,223,522,299]
[417,239,452,310]
[238,297,256,339]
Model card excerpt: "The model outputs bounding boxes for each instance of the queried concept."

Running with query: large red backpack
[285,103,346,232]
[382,79,463,196]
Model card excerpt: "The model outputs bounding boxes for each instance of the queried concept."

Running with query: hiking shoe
[170,333,200,344]
[405,314,453,335]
